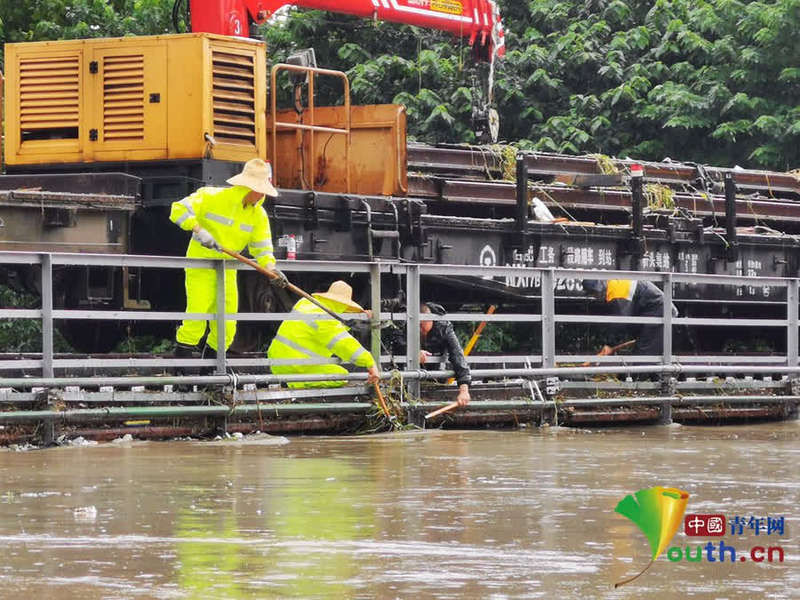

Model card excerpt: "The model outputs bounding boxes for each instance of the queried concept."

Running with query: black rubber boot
[200,344,218,377]
[175,342,196,360]
[173,343,196,392]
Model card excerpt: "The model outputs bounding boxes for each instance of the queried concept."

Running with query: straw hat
[227,158,278,197]
[313,281,364,312]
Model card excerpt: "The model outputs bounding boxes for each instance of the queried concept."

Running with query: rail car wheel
[229,272,283,354]
[53,267,125,353]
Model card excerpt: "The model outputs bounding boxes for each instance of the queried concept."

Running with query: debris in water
[200,433,290,446]
[73,506,98,522]
[64,436,98,447]
[8,443,36,452]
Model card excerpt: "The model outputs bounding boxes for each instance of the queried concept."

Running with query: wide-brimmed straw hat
[227,158,278,197]
[313,281,364,312]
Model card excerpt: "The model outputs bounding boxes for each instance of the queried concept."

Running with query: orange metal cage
[269,63,351,193]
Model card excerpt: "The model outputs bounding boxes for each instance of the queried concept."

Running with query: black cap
[582,279,605,297]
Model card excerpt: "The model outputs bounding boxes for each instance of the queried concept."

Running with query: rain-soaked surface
[0,422,797,599]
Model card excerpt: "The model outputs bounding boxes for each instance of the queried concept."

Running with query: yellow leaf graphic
[614,486,689,587]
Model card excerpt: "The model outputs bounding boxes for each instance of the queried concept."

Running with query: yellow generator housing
[3,33,266,166]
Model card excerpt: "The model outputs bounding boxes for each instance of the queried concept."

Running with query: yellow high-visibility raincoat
[170,185,275,351]
[268,297,375,388]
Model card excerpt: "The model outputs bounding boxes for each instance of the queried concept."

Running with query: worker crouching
[268,281,381,388]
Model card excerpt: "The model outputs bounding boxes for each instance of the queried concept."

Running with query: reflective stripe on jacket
[169,185,275,267]
[267,298,375,369]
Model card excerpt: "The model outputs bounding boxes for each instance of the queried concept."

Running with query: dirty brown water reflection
[0,423,797,599]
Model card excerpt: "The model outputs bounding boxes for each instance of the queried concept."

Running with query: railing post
[406,265,421,399]
[540,268,555,369]
[662,272,673,364]
[369,262,381,367]
[215,260,227,375]
[658,273,675,424]
[41,254,54,378]
[787,278,798,367]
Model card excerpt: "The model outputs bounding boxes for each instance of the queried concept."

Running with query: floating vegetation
[361,370,420,433]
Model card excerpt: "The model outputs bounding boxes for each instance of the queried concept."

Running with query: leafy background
[1,0,798,170]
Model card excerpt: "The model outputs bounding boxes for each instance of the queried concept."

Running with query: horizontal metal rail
[0,395,794,426]
[3,364,800,390]
[0,251,798,394]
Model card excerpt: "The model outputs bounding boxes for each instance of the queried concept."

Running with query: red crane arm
[190,0,505,60]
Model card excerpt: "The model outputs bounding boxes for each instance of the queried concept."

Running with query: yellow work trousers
[176,267,238,351]
[270,364,349,389]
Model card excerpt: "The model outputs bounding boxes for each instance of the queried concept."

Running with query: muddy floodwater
[0,423,797,599]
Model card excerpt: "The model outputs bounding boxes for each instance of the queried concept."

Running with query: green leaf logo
[614,486,689,587]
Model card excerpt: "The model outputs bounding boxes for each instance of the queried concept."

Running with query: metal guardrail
[0,251,798,391]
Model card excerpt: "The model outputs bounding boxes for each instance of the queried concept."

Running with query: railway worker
[419,303,471,406]
[383,300,471,407]
[582,279,678,358]
[170,158,288,361]
[267,280,381,388]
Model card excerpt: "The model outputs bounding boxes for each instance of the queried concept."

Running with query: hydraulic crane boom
[189,0,505,60]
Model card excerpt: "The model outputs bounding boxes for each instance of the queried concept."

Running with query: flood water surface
[0,423,798,599]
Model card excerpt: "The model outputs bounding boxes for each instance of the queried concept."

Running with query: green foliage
[453,320,536,353]
[0,285,71,353]
[0,0,175,63]
[2,1,799,169]
[112,334,174,354]
[263,1,800,170]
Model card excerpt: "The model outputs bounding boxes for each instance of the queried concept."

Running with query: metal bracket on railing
[657,399,673,425]
[34,388,59,446]
[224,371,240,408]
[660,376,677,397]
[545,377,560,397]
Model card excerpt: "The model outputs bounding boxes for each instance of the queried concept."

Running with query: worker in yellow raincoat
[268,281,381,388]
[170,158,288,361]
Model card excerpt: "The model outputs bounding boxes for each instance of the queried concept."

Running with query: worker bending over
[169,159,288,361]
[419,303,471,406]
[268,281,380,388]
[582,279,677,357]
[383,300,471,406]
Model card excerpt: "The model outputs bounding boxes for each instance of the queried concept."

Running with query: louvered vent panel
[212,50,256,146]
[103,54,144,141]
[19,55,80,140]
